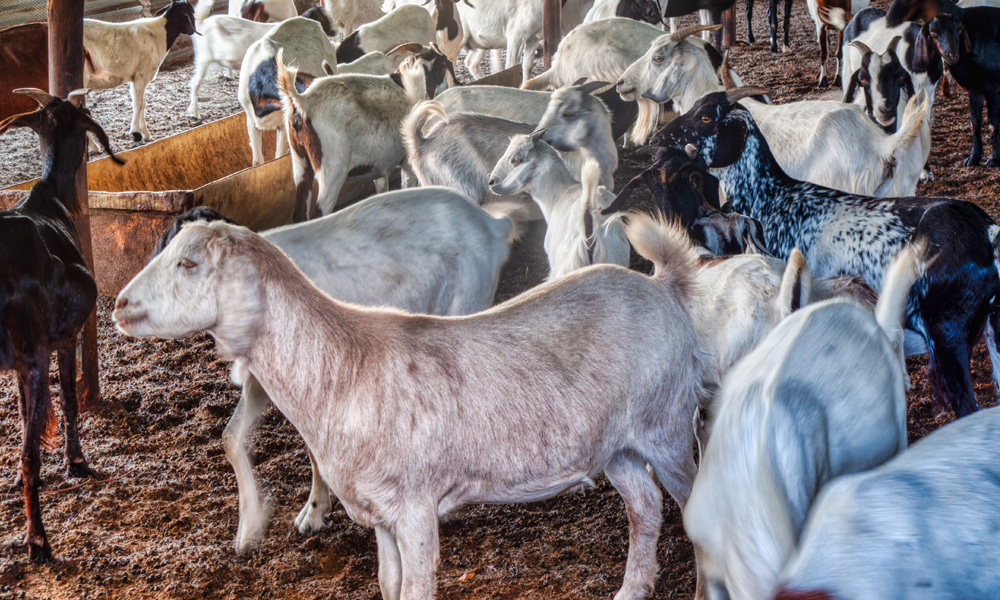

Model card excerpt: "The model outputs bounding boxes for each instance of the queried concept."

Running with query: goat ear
[579,81,610,95]
[778,249,812,315]
[745,219,770,255]
[322,60,335,76]
[708,113,748,169]
[529,128,546,144]
[843,70,862,103]
[80,112,126,165]
[0,110,45,137]
[571,77,588,86]
[692,170,723,211]
[961,27,972,54]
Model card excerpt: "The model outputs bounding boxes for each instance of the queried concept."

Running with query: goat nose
[115,296,129,311]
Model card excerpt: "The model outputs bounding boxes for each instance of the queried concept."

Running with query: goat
[690,210,770,256]
[239,16,337,166]
[654,87,1000,418]
[0,24,49,122]
[602,150,718,227]
[924,7,1000,167]
[744,0,794,51]
[335,4,436,64]
[275,51,432,220]
[623,39,929,196]
[149,187,525,550]
[806,0,871,87]
[686,241,922,600]
[775,407,1000,600]
[322,0,386,37]
[115,210,708,600]
[380,0,466,63]
[238,0,297,22]
[489,135,630,279]
[81,1,198,143]
[585,0,665,25]
[0,89,123,563]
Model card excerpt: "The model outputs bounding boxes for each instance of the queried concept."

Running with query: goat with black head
[0,89,123,562]
[845,37,915,132]
[617,0,665,24]
[652,87,1000,419]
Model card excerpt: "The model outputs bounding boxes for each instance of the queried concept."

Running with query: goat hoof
[131,132,143,143]
[986,157,1000,168]
[27,539,52,564]
[12,472,22,487]
[65,460,102,480]
[964,154,982,167]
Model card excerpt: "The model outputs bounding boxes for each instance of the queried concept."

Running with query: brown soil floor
[2,1,1000,598]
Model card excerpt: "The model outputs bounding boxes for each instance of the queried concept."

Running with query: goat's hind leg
[19,364,53,563]
[294,449,332,534]
[965,92,985,167]
[745,0,755,44]
[57,348,100,479]
[767,0,778,52]
[223,375,274,553]
[984,90,1000,168]
[606,451,663,600]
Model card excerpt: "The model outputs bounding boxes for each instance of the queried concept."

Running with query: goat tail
[522,69,555,91]
[581,157,602,212]
[625,212,700,304]
[274,48,304,118]
[380,0,397,13]
[817,6,848,30]
[401,100,448,162]
[890,89,930,158]
[777,249,813,318]
[876,238,931,375]
[628,99,661,146]
[194,0,215,24]
[482,199,534,244]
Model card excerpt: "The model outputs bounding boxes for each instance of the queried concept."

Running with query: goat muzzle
[685,144,699,159]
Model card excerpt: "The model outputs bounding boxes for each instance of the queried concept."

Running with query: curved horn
[850,40,873,56]
[579,80,611,95]
[67,88,90,108]
[14,88,57,107]
[601,175,646,215]
[725,86,769,103]
[671,23,722,43]
[387,42,424,58]
[720,50,736,90]
[887,35,903,55]
[572,77,589,86]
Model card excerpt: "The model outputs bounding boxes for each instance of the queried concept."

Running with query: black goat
[651,87,1000,419]
[616,0,665,25]
[0,89,123,562]
[745,0,794,53]
[602,149,720,226]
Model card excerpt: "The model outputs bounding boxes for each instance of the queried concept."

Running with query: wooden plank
[721,7,735,50]
[48,0,100,406]
[542,0,562,70]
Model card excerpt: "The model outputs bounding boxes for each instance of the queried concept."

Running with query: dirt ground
[1,2,999,599]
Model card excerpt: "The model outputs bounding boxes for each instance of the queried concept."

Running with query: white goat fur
[210,187,521,551]
[617,36,931,196]
[322,0,385,36]
[114,214,707,600]
[347,4,436,56]
[228,0,296,20]
[684,244,924,600]
[189,0,276,118]
[778,407,1000,600]
[238,17,337,166]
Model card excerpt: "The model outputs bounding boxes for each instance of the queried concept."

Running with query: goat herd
[2,0,1000,597]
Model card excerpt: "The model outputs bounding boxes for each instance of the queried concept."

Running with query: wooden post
[721,7,736,50]
[543,0,562,70]
[48,0,100,408]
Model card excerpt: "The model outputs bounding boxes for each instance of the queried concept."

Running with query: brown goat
[0,24,49,121]
[0,89,123,562]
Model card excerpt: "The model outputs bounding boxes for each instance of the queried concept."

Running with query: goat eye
[700,115,712,124]
[562,112,574,118]
[653,56,663,63]
[179,259,197,269]
[511,157,523,166]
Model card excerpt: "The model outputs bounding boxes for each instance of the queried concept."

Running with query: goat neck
[522,158,580,221]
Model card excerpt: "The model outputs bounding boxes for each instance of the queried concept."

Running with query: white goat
[81,1,198,143]
[334,4,436,64]
[231,0,297,21]
[684,243,924,600]
[150,189,524,551]
[775,407,1000,600]
[490,139,629,279]
[381,0,466,63]
[114,214,707,600]
[618,37,931,196]
[276,52,428,220]
[322,0,389,37]
[238,17,338,166]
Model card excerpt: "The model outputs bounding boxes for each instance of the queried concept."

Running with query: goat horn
[387,43,425,58]
[14,88,57,107]
[850,40,873,55]
[887,35,903,54]
[685,143,699,159]
[671,23,722,43]
[720,50,736,90]
[67,88,90,108]
[601,176,645,215]
[725,86,769,103]
[579,80,611,95]
[572,77,588,86]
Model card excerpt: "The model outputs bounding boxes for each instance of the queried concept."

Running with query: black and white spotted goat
[650,87,1000,419]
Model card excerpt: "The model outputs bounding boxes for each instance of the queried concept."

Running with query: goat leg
[20,366,53,563]
[985,93,1000,168]
[965,92,985,167]
[767,0,778,52]
[782,0,792,52]
[745,0,755,45]
[817,25,829,88]
[58,348,101,479]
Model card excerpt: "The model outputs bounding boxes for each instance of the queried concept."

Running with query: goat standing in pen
[651,88,1000,419]
[0,89,123,562]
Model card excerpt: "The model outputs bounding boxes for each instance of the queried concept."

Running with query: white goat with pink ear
[684,242,925,600]
[114,213,708,600]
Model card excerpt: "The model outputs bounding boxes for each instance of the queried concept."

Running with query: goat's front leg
[377,526,403,600]
[817,25,829,87]
[57,348,100,479]
[188,60,209,118]
[984,92,1000,168]
[275,125,289,161]
[19,364,53,563]
[395,508,440,600]
[223,374,273,553]
[315,151,351,216]
[246,112,265,166]
[606,451,663,600]
[965,92,985,167]
[766,0,778,51]
[128,79,151,142]
[465,48,487,80]
[294,449,332,534]
[745,0,755,44]
[782,0,792,51]
[290,151,315,223]
[489,49,504,76]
